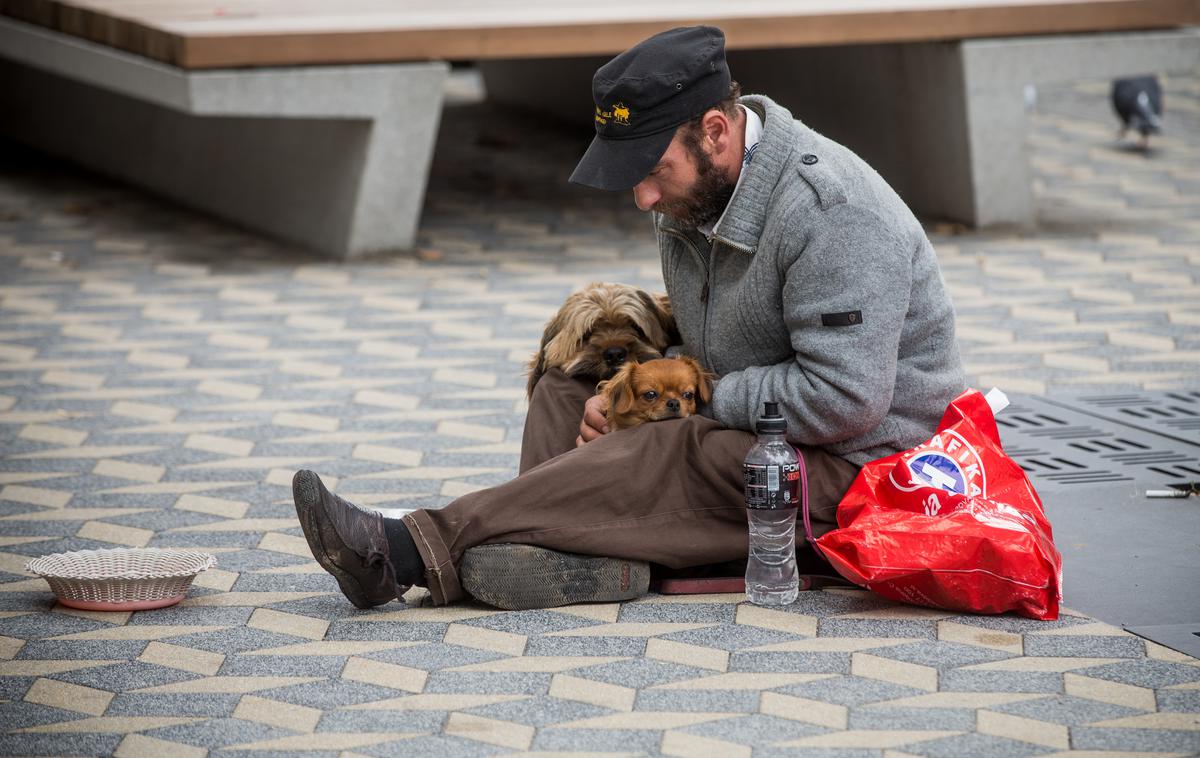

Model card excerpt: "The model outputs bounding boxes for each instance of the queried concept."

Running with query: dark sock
[383,519,425,585]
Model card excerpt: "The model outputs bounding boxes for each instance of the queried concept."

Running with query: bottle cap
[756,401,787,434]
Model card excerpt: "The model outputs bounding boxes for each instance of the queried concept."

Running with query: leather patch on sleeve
[821,310,862,327]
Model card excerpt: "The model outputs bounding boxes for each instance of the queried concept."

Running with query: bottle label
[744,461,800,509]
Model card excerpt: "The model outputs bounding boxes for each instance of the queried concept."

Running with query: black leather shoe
[292,469,406,609]
[460,544,649,610]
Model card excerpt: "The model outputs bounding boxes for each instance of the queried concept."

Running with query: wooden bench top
[3,0,1198,69]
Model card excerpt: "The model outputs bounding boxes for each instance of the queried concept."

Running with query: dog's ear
[654,291,682,347]
[635,290,679,351]
[526,309,565,400]
[677,356,714,405]
[543,291,600,368]
[601,361,640,419]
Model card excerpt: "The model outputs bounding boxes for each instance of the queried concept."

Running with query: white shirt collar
[699,104,763,239]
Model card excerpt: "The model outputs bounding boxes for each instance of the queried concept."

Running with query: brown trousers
[402,369,860,605]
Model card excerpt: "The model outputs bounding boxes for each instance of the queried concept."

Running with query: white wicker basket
[25,548,217,611]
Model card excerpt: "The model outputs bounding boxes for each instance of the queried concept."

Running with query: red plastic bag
[811,388,1063,619]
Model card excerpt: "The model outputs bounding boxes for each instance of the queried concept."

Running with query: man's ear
[701,108,733,156]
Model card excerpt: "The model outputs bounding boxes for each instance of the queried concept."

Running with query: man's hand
[576,394,611,446]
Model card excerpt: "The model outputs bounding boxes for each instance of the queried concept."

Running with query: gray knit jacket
[656,95,965,466]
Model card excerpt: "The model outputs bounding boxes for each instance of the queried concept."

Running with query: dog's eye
[642,390,658,401]
[682,391,694,401]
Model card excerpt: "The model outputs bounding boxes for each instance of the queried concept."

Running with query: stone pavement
[0,68,1197,757]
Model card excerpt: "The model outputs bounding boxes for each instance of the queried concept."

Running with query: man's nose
[633,181,659,212]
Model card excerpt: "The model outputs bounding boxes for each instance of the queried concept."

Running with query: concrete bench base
[0,17,447,259]
[483,28,1200,228]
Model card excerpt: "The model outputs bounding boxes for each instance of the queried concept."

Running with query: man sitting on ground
[292,26,964,610]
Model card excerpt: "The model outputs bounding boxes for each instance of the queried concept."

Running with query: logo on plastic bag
[890,430,987,498]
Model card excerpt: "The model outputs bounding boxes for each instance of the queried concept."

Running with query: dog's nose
[603,347,627,366]
[666,399,680,412]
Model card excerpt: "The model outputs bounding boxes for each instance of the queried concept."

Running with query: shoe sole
[460,544,650,610]
[292,470,373,610]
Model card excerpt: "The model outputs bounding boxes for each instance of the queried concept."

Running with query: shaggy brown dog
[526,282,677,398]
[597,357,713,431]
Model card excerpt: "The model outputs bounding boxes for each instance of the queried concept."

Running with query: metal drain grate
[998,394,1200,490]
[1047,390,1200,448]
[997,392,1199,646]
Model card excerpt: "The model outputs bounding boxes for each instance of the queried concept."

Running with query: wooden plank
[3,0,1198,69]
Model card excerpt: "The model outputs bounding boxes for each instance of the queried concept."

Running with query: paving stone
[1070,726,1200,753]
[0,613,108,639]
[658,623,801,651]
[617,602,738,624]
[15,640,149,661]
[361,644,509,671]
[867,640,1015,670]
[1074,658,1200,689]
[531,727,665,753]
[1023,634,1146,658]
[940,668,1065,693]
[752,749,878,758]
[139,717,296,750]
[848,705,977,731]
[0,701,92,731]
[217,654,348,678]
[1158,688,1200,712]
[462,694,614,726]
[776,675,928,706]
[423,671,552,695]
[728,650,851,674]
[680,712,830,745]
[992,693,1145,725]
[633,687,761,713]
[104,692,241,717]
[126,606,255,626]
[357,734,505,757]
[0,675,35,702]
[0,733,124,756]
[163,627,310,654]
[913,732,1057,757]
[55,661,203,691]
[774,592,894,617]
[324,620,447,642]
[523,634,648,657]
[258,595,382,625]
[817,619,939,639]
[458,609,597,635]
[255,679,400,709]
[568,658,715,688]
[316,707,448,733]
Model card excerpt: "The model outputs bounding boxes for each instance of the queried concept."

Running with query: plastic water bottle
[743,401,800,606]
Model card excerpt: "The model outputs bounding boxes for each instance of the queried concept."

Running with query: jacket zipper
[713,236,755,255]
[664,228,712,369]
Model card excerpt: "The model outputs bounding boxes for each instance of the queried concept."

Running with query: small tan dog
[598,357,713,430]
[526,282,677,399]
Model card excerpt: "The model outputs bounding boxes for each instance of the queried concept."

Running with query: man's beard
[653,144,737,229]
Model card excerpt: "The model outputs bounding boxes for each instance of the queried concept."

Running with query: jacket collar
[657,94,795,255]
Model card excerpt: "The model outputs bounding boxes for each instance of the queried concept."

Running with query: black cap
[756,401,787,434]
[569,26,731,191]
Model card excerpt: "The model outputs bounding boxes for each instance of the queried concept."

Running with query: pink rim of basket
[25,548,216,611]
[56,595,188,611]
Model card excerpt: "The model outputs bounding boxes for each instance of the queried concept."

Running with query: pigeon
[1111,75,1163,148]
